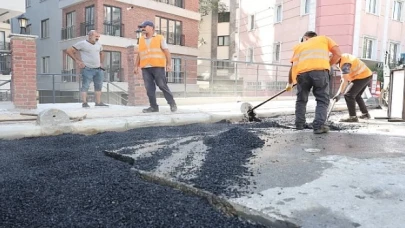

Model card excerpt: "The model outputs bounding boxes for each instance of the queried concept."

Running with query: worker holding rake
[287,31,342,134]
[331,53,373,122]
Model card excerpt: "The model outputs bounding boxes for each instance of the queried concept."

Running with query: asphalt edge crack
[104,150,300,228]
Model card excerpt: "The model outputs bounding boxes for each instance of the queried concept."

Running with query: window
[82,5,95,35]
[155,0,184,8]
[275,5,283,22]
[393,1,403,21]
[362,37,375,59]
[26,0,31,8]
[218,36,230,46]
[66,11,76,39]
[389,42,400,64]
[302,0,310,15]
[217,60,232,69]
[167,58,182,83]
[366,0,378,14]
[103,51,122,82]
[104,5,122,36]
[246,47,254,62]
[218,12,230,23]
[42,57,50,73]
[273,43,281,62]
[41,19,49,38]
[248,14,255,30]
[26,24,31,35]
[155,16,183,45]
[0,31,5,50]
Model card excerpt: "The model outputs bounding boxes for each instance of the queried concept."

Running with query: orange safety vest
[290,36,337,84]
[339,53,372,81]
[138,35,166,68]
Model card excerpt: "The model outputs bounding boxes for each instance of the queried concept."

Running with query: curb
[0,104,350,140]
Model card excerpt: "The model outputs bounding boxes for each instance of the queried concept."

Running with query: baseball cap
[138,21,154,28]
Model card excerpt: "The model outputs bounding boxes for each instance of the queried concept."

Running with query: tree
[199,0,227,16]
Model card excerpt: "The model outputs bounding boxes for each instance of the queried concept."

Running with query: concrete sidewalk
[0,97,352,140]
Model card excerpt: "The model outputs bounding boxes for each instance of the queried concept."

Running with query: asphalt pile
[190,127,265,197]
[0,132,266,228]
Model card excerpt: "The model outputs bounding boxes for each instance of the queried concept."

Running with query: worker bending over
[332,53,373,122]
[287,31,342,134]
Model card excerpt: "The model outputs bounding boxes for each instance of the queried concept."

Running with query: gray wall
[11,0,62,74]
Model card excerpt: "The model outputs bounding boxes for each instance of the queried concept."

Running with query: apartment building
[0,20,12,75]
[12,0,200,103]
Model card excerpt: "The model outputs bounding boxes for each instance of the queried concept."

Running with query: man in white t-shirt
[66,30,108,108]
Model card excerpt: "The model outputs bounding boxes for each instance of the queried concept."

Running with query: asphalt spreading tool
[326,81,353,121]
[241,87,294,122]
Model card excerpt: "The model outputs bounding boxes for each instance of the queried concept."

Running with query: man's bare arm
[162,49,171,66]
[288,66,293,84]
[66,47,81,62]
[100,51,105,67]
[329,46,342,65]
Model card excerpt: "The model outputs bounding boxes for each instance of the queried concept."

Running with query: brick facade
[61,0,199,105]
[10,34,38,109]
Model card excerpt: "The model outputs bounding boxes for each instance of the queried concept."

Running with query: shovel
[241,86,295,122]
[327,82,353,121]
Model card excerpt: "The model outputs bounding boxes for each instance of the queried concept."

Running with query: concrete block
[36,109,70,126]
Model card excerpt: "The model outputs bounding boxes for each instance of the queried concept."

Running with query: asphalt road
[0,123,268,228]
[0,112,362,228]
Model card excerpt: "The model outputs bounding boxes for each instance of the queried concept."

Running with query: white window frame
[392,0,404,21]
[366,0,379,15]
[273,42,281,62]
[41,19,50,39]
[248,14,255,31]
[301,0,310,16]
[275,4,283,23]
[246,47,254,63]
[362,37,377,60]
[389,42,401,64]
[42,57,50,73]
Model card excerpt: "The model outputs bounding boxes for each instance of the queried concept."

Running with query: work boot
[82,102,90,108]
[95,102,109,107]
[296,123,312,130]
[359,113,371,119]
[143,106,159,113]
[313,125,330,134]
[339,116,359,122]
[170,103,177,112]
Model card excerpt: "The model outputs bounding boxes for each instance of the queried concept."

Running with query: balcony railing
[166,71,184,83]
[156,30,185,46]
[0,42,10,51]
[154,0,184,8]
[103,22,124,37]
[104,68,124,82]
[80,22,95,36]
[61,26,77,40]
[61,69,77,82]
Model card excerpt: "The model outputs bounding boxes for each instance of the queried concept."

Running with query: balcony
[153,0,184,8]
[0,42,10,52]
[61,26,77,40]
[80,22,95,36]
[103,23,124,37]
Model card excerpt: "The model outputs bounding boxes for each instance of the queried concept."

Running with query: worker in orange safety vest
[135,20,177,113]
[331,53,373,122]
[287,31,342,134]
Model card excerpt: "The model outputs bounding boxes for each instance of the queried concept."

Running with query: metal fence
[34,57,342,105]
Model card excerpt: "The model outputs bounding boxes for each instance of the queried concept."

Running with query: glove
[285,83,294,92]
[332,93,341,101]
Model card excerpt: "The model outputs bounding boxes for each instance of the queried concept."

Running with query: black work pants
[295,70,330,130]
[344,75,372,116]
[141,67,175,108]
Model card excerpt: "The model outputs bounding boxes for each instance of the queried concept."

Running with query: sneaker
[170,103,177,112]
[143,106,159,113]
[339,116,359,122]
[95,102,109,107]
[313,125,330,134]
[359,113,371,119]
[82,102,90,108]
